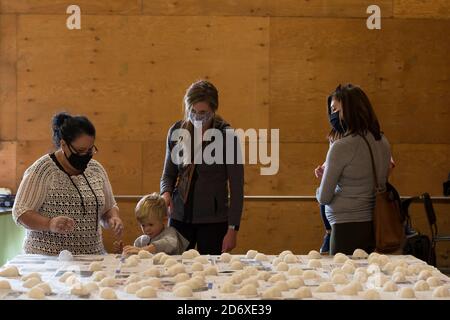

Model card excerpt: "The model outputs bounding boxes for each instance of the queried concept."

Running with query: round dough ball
[237,284,258,297]
[71,283,90,296]
[257,271,271,281]
[136,286,157,298]
[287,277,305,289]
[173,273,190,283]
[125,274,141,285]
[124,256,139,267]
[397,287,415,299]
[58,250,73,261]
[279,250,293,259]
[59,271,75,283]
[392,272,406,283]
[333,253,349,263]
[220,252,232,263]
[35,283,52,295]
[337,283,358,296]
[382,262,395,275]
[382,281,398,292]
[303,270,319,280]
[271,257,282,267]
[22,272,41,282]
[204,266,218,276]
[307,250,321,259]
[288,267,303,276]
[268,273,286,283]
[352,249,369,259]
[230,261,244,271]
[368,274,389,287]
[0,265,20,278]
[407,264,423,275]
[307,259,322,269]
[174,285,193,298]
[138,250,152,259]
[353,271,368,283]
[189,276,206,289]
[414,280,430,291]
[192,271,206,278]
[255,253,268,262]
[125,283,142,294]
[65,274,80,286]
[100,288,117,300]
[432,286,450,298]
[426,276,442,287]
[262,287,282,299]
[99,277,117,287]
[191,262,204,272]
[164,258,178,268]
[92,271,108,282]
[332,273,348,285]
[219,281,235,294]
[367,264,382,275]
[194,256,209,265]
[276,262,289,272]
[367,252,380,262]
[341,264,355,274]
[418,270,433,280]
[331,268,345,277]
[139,278,161,288]
[230,272,245,285]
[23,277,42,289]
[292,287,312,299]
[283,254,299,264]
[362,289,380,300]
[246,250,258,259]
[84,282,99,294]
[89,262,102,272]
[243,266,258,277]
[316,282,335,293]
[394,266,408,274]
[343,259,356,267]
[167,263,186,276]
[274,281,289,292]
[378,255,390,267]
[0,280,11,290]
[143,267,160,277]
[27,287,45,299]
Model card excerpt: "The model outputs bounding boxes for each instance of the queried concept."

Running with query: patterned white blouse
[12,154,117,255]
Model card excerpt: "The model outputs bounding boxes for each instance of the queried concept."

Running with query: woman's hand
[107,216,124,238]
[122,245,140,256]
[49,216,75,234]
[222,229,237,253]
[314,165,325,179]
[161,192,174,217]
[112,240,123,254]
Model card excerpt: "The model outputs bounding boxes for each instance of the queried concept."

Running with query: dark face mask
[329,111,347,134]
[65,144,93,171]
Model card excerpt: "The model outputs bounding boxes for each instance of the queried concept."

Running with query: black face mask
[65,144,93,171]
[329,111,347,134]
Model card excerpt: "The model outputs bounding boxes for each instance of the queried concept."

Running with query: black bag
[403,234,434,265]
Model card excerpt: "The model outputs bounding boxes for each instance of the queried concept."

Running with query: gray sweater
[134,226,189,255]
[316,133,391,225]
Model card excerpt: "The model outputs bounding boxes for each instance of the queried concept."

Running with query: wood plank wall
[0,1,449,265]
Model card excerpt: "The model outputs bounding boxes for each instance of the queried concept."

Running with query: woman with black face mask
[315,84,392,255]
[12,112,123,255]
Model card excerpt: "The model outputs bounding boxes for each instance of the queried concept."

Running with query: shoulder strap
[361,135,382,192]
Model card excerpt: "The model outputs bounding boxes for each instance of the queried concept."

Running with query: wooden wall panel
[0,1,142,14]
[270,18,450,144]
[0,141,16,190]
[0,14,16,140]
[394,0,450,19]
[15,140,54,187]
[390,144,450,196]
[142,0,393,18]
[16,15,269,142]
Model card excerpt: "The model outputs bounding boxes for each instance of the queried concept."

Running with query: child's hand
[112,240,123,254]
[122,245,140,256]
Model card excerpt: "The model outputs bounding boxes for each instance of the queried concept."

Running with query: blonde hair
[135,193,167,224]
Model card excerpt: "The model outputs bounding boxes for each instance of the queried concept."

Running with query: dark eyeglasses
[68,143,98,156]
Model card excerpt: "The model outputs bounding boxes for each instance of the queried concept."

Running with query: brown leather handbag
[362,136,405,253]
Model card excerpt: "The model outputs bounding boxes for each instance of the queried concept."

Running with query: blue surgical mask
[329,111,347,134]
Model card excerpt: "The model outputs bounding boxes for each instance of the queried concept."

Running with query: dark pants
[170,219,228,255]
[330,221,375,255]
[320,204,331,231]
